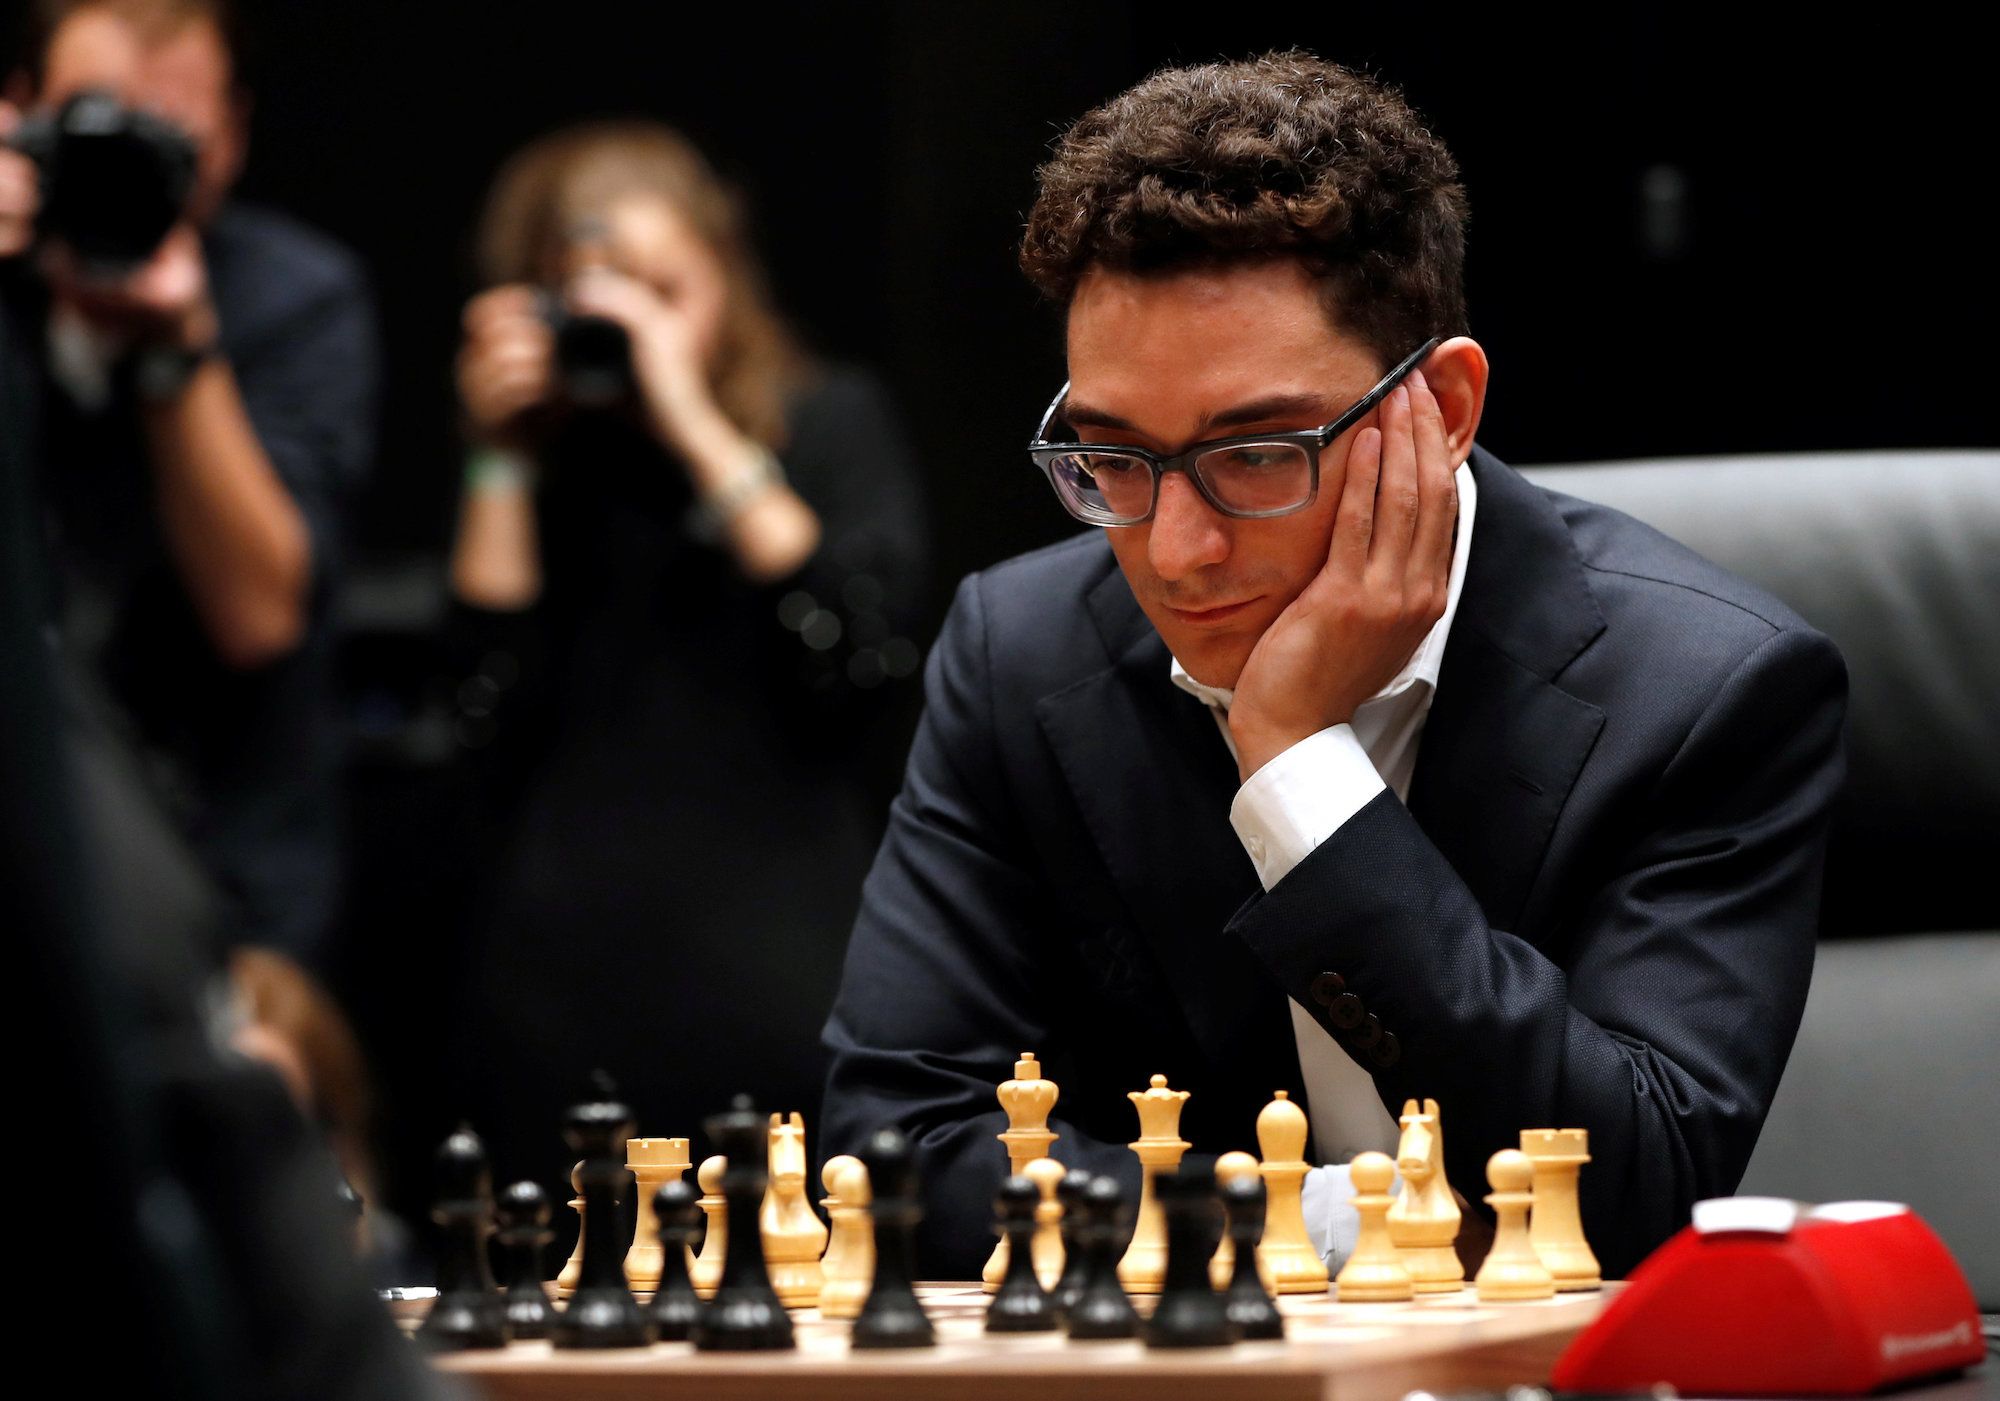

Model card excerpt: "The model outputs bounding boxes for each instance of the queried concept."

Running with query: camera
[9,89,199,274]
[539,295,636,410]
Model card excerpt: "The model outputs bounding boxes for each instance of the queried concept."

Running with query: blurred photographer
[446,122,927,1175]
[1,1,378,964]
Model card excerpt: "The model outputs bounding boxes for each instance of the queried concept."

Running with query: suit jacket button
[1352,1014,1383,1050]
[1371,1033,1401,1069]
[1309,972,1345,1006]
[1328,993,1365,1030]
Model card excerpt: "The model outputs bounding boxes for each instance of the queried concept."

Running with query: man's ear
[1423,336,1489,462]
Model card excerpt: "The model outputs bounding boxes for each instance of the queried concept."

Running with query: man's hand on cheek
[1227,369,1458,783]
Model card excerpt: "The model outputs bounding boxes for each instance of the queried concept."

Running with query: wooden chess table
[418,1281,1614,1400]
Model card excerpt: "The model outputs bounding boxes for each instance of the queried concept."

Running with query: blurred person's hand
[44,223,220,349]
[459,285,554,446]
[0,102,37,259]
[566,264,729,461]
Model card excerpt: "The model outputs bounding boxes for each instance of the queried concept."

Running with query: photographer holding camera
[446,122,927,1174]
[1,1,377,964]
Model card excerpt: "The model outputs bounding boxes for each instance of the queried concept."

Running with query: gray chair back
[1523,451,1999,1305]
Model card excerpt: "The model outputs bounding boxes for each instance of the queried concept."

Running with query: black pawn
[1065,1174,1140,1341]
[851,1126,935,1349]
[986,1175,1058,1332]
[494,1180,556,1341]
[1143,1166,1237,1349]
[549,1083,654,1348]
[417,1124,509,1351]
[690,1095,795,1351]
[1049,1167,1095,1319]
[1218,1174,1284,1340]
[648,1179,704,1341]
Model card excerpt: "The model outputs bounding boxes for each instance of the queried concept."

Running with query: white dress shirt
[1169,460,1477,1264]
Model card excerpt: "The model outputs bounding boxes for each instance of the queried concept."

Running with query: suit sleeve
[820,572,1145,1276]
[1227,624,1847,1277]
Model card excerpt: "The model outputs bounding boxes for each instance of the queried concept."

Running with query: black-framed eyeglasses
[1028,336,1442,526]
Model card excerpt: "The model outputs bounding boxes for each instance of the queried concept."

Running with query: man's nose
[1147,469,1231,581]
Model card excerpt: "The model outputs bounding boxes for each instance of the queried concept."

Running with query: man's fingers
[1331,423,1382,571]
[1404,367,1459,586]
[1369,383,1421,567]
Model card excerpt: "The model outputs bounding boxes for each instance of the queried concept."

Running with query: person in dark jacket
[820,52,1845,1281]
[1,0,379,964]
[446,122,927,1184]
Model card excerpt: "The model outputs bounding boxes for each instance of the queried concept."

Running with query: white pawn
[1023,1156,1066,1289]
[1334,1151,1413,1301]
[818,1156,873,1320]
[1210,1150,1267,1289]
[554,1160,586,1297]
[690,1154,726,1299]
[1475,1149,1555,1301]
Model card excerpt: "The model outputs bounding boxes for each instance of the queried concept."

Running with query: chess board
[426,1282,1613,1400]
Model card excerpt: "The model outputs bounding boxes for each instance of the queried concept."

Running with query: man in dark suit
[822,52,1846,1280]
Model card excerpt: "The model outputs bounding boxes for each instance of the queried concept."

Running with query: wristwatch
[134,339,222,404]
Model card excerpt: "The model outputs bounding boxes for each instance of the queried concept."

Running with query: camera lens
[550,311,636,409]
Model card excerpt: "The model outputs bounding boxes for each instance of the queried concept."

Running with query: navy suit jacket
[822,446,1846,1279]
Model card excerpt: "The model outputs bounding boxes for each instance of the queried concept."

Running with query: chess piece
[1117,1073,1190,1294]
[624,1136,691,1293]
[550,1086,654,1348]
[1218,1173,1284,1340]
[760,1111,827,1307]
[818,1156,874,1320]
[1522,1128,1602,1291]
[1335,1151,1414,1301]
[1022,1156,1066,1288]
[1210,1150,1266,1289]
[417,1124,509,1350]
[690,1096,795,1350]
[1475,1149,1555,1301]
[852,1126,936,1348]
[1067,1175,1140,1340]
[691,1155,726,1299]
[986,1175,1059,1331]
[648,1179,704,1341]
[554,1161,586,1297]
[1388,1098,1464,1292]
[1255,1091,1330,1294]
[494,1179,556,1340]
[1048,1167,1094,1318]
[1143,1166,1236,1348]
[982,1052,1059,1292]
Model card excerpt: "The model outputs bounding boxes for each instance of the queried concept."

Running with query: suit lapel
[1407,449,1608,933]
[1034,449,1609,1074]
[1037,565,1296,1083]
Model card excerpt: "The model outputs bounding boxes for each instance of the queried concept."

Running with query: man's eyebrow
[1062,393,1336,438]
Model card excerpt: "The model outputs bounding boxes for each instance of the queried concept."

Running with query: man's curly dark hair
[1021,50,1468,369]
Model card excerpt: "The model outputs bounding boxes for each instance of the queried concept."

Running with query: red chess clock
[1553,1198,1984,1396]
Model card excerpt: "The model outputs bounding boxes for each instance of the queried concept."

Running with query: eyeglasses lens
[1195,443,1313,515]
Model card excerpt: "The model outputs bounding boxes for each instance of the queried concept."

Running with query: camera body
[539,294,636,410]
[9,89,199,274]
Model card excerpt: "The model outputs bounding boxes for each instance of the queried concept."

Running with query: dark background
[17,3,1991,1238]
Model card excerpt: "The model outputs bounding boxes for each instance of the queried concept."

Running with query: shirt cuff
[1229,724,1387,890]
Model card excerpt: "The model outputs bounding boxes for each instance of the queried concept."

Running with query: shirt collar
[1170,459,1479,712]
